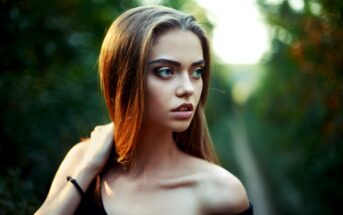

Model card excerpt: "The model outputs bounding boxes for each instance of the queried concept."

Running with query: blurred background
[0,0,342,214]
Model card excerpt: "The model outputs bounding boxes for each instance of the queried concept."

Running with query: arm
[35,123,114,215]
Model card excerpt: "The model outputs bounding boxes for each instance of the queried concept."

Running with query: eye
[189,67,204,79]
[154,67,174,79]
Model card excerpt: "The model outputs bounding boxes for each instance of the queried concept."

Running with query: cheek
[195,80,203,102]
[146,79,171,110]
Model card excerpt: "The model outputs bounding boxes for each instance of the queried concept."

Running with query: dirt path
[228,113,273,215]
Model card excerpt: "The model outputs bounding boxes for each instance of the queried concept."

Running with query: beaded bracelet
[66,176,85,197]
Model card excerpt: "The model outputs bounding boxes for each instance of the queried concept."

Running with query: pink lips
[170,103,194,119]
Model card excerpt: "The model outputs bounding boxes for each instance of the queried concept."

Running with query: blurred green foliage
[245,0,343,214]
[0,0,141,213]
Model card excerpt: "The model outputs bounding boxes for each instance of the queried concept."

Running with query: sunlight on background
[141,0,272,104]
[195,0,271,105]
[141,0,270,65]
[196,0,270,65]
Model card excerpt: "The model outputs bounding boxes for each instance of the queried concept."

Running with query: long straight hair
[98,5,219,167]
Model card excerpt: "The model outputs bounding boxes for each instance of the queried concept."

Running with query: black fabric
[237,204,253,215]
[74,175,107,215]
[74,175,254,215]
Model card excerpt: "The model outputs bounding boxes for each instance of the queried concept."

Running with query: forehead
[148,29,203,63]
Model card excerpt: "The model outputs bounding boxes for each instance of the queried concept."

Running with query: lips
[170,103,194,120]
[171,103,194,112]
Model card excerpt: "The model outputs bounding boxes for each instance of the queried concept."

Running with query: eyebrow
[147,58,205,67]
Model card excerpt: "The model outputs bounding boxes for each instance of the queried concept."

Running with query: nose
[176,72,194,97]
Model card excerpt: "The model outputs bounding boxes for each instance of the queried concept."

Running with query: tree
[247,0,343,214]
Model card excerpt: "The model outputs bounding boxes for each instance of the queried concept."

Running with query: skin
[35,29,249,215]
[143,28,204,133]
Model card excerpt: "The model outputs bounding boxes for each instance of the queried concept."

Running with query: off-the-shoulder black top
[75,175,253,215]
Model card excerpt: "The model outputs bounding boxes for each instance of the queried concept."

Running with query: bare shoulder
[189,157,250,214]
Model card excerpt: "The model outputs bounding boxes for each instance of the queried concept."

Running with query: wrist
[66,176,85,197]
[78,158,104,175]
[71,164,98,192]
[75,162,99,177]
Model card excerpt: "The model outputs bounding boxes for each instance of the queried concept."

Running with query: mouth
[170,103,194,120]
[171,103,194,112]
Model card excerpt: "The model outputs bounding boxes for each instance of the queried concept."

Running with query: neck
[126,126,183,178]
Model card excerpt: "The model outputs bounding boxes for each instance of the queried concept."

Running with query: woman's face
[144,29,204,132]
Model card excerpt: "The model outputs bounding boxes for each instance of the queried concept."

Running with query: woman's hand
[80,123,115,174]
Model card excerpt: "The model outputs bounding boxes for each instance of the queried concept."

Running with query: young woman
[35,5,253,215]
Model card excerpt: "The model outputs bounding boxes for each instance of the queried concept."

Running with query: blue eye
[190,67,204,79]
[155,67,173,78]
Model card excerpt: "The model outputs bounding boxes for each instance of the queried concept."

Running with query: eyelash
[154,67,204,79]
[190,67,204,79]
[154,67,173,79]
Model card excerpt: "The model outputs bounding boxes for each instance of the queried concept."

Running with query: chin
[173,127,189,132]
[171,122,192,132]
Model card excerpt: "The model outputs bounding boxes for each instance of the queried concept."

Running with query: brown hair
[98,5,219,167]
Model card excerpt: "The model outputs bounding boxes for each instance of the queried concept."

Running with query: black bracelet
[67,176,85,197]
